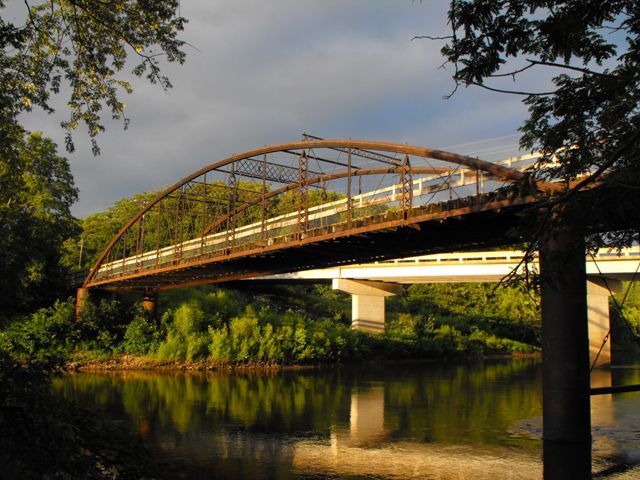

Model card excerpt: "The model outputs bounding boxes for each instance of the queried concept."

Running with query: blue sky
[13,1,534,217]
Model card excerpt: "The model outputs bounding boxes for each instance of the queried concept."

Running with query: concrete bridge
[260,247,640,367]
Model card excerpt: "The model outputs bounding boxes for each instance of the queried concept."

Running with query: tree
[428,3,640,457]
[0,3,188,476]
[61,190,159,272]
[0,132,79,320]
[0,0,186,155]
[0,1,187,316]
[423,0,640,248]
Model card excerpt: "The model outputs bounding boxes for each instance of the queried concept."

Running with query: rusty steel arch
[84,139,550,291]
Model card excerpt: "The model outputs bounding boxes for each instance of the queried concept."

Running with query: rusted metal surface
[84,139,553,292]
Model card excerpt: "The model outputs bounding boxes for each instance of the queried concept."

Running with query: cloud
[17,0,530,217]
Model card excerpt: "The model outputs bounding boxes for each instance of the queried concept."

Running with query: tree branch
[487,63,535,78]
[548,129,640,207]
[526,59,632,79]
[23,0,37,27]
[469,81,557,96]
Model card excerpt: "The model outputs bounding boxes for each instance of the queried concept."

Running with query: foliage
[77,297,131,354]
[0,280,542,367]
[156,302,209,361]
[147,283,538,365]
[384,313,535,359]
[1,0,186,154]
[611,281,640,345]
[1,296,142,362]
[207,306,365,364]
[122,304,163,355]
[0,298,78,362]
[0,3,188,477]
[433,0,640,247]
[0,133,79,320]
[398,283,540,344]
[61,190,159,272]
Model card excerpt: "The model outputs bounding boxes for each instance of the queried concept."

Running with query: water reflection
[52,360,640,479]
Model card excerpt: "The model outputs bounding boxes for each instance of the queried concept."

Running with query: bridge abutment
[539,224,591,476]
[332,279,402,333]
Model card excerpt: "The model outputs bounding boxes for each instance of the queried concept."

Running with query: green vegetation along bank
[6,274,640,370]
[3,281,546,368]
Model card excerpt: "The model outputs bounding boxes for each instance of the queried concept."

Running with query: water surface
[53,359,640,479]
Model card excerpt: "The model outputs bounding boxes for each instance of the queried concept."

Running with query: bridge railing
[377,246,640,266]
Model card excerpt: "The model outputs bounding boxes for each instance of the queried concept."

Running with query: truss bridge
[82,138,557,293]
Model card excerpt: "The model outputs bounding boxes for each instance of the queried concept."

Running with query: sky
[13,1,535,217]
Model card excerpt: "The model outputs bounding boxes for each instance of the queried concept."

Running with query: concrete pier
[332,279,402,333]
[588,278,622,368]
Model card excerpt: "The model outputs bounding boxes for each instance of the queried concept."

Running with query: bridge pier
[587,278,622,368]
[142,292,158,320]
[75,287,89,321]
[539,224,591,477]
[332,279,402,333]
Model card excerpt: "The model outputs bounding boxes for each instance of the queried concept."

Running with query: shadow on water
[52,359,640,479]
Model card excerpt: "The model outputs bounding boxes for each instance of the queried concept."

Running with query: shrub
[229,310,261,362]
[122,306,163,355]
[156,302,207,361]
[2,299,78,362]
[208,325,232,363]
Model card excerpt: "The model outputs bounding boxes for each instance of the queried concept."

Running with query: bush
[156,302,210,361]
[1,298,78,362]
[122,305,163,355]
[77,296,134,354]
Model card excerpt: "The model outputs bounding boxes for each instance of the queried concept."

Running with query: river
[52,359,640,479]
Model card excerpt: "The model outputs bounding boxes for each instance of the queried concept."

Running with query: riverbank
[65,352,542,372]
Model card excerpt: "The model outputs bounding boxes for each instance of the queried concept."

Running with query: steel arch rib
[83,139,548,287]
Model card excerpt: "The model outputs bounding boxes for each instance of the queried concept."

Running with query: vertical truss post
[135,213,145,268]
[121,233,127,275]
[321,180,328,228]
[297,151,309,238]
[156,203,162,265]
[226,164,237,251]
[347,149,352,228]
[400,154,413,220]
[200,173,207,255]
[261,154,267,241]
[173,186,184,262]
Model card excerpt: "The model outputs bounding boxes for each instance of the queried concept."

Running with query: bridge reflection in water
[53,361,640,479]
